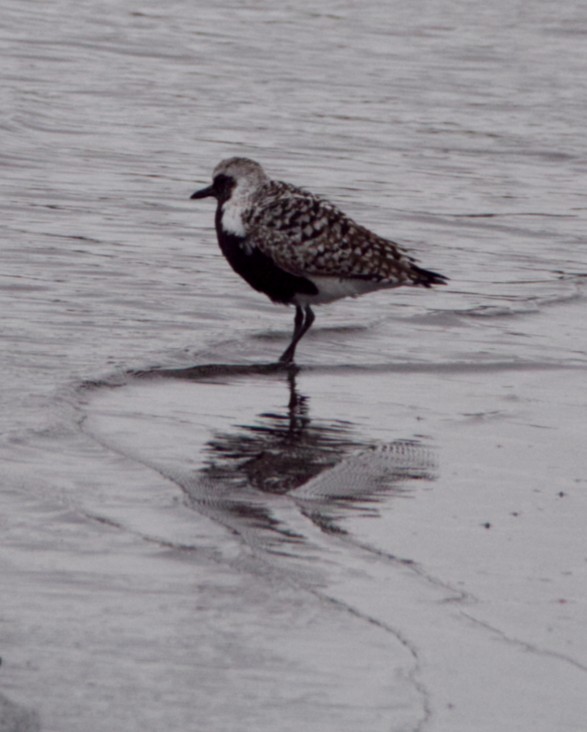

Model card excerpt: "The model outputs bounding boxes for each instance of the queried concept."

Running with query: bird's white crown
[213,157,269,202]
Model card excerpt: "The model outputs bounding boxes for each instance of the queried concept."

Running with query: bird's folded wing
[245,196,417,283]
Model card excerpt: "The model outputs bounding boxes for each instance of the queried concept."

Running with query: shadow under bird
[191,158,447,363]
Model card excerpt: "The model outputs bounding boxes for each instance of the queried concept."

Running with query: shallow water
[2,0,587,730]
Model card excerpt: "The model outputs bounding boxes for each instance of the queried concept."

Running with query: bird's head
[191,157,269,205]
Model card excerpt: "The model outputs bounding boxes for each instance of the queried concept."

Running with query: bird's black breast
[214,207,318,305]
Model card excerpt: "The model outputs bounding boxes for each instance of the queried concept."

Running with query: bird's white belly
[294,276,394,305]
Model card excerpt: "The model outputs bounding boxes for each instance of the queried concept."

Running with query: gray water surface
[2,1,587,730]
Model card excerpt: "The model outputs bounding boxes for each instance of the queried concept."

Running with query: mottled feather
[243,180,434,286]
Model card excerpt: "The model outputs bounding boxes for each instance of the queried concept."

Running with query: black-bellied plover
[191,157,447,363]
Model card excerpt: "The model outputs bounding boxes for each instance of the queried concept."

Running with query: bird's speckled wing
[243,182,421,285]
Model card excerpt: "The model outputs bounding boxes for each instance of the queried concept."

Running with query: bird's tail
[410,264,448,288]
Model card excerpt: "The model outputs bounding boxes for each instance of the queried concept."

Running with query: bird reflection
[132,362,436,548]
[190,367,435,544]
[203,369,363,495]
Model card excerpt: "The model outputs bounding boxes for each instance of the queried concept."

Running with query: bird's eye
[213,174,235,200]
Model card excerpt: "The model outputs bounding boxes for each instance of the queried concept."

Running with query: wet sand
[3,354,585,730]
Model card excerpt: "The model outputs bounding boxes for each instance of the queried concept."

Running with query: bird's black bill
[190,184,215,200]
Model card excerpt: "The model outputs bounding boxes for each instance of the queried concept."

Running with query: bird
[191,157,447,363]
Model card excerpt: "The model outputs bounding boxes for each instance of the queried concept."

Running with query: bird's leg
[300,304,315,341]
[279,305,315,364]
[279,306,304,363]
